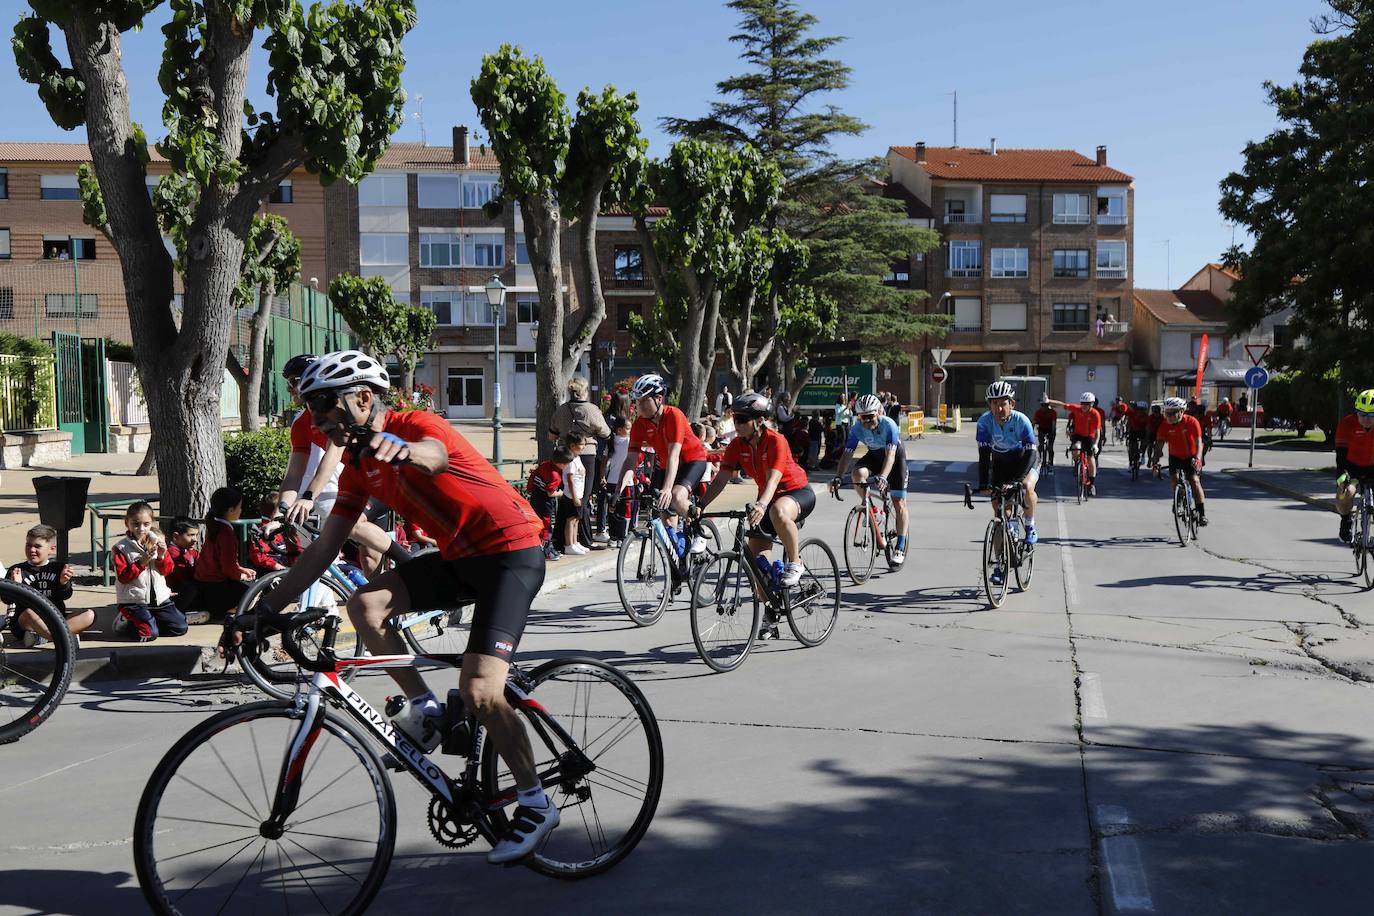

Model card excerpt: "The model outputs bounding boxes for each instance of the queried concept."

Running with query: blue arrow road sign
[1245,366,1270,389]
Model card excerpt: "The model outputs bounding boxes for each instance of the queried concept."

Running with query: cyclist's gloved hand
[365,431,411,464]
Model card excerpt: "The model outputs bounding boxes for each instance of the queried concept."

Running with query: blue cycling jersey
[846,415,902,451]
[976,410,1037,454]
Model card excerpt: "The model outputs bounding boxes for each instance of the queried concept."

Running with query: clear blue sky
[0,0,1329,289]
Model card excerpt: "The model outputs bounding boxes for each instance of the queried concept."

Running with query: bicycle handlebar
[232,604,337,674]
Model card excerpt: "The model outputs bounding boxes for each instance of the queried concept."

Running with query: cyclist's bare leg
[348,571,429,698]
[1336,482,1358,515]
[1191,475,1206,511]
[891,496,909,537]
[747,534,772,564]
[665,483,692,531]
[461,652,538,791]
[768,496,801,564]
[1086,450,1098,480]
[1023,480,1038,522]
[350,518,394,578]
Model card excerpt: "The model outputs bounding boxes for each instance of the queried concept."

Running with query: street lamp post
[69,235,81,339]
[485,275,507,465]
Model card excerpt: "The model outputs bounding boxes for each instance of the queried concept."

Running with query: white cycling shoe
[689,536,709,555]
[391,702,444,753]
[488,802,561,864]
[780,561,805,587]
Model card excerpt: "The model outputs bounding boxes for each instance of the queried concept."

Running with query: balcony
[946,268,983,279]
[1097,213,1127,226]
[944,211,981,225]
[613,274,649,289]
[1053,213,1092,225]
[1101,320,1129,339]
[1097,268,1127,280]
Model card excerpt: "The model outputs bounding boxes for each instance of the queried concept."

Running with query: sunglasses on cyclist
[859,412,879,421]
[305,390,348,414]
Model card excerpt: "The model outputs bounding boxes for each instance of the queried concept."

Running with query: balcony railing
[1097,213,1128,225]
[613,274,648,288]
[1102,321,1129,336]
[988,213,1026,223]
[1053,213,1091,225]
[1097,267,1127,279]
[946,268,983,278]
[944,211,981,224]
[952,321,982,332]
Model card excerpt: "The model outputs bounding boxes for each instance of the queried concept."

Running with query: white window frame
[1097,186,1127,225]
[419,231,461,267]
[269,179,294,204]
[514,352,537,373]
[463,233,504,268]
[515,233,530,265]
[462,174,499,209]
[0,167,8,199]
[39,174,79,200]
[988,194,1026,223]
[1053,192,1091,225]
[990,247,1028,279]
[359,233,408,266]
[516,296,538,324]
[952,297,982,331]
[0,287,13,319]
[947,240,982,277]
[0,228,10,259]
[447,368,485,407]
[990,302,1028,331]
[1053,249,1090,278]
[416,174,461,209]
[45,292,98,318]
[421,288,460,325]
[1097,240,1128,279]
[358,173,408,207]
[1053,302,1090,331]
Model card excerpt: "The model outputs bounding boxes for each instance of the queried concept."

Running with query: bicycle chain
[427,797,480,849]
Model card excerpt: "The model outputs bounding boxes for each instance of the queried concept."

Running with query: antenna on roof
[946,90,958,147]
[411,93,427,145]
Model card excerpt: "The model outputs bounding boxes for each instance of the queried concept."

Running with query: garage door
[1064,364,1118,402]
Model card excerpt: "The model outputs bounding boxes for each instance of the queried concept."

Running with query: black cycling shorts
[651,460,708,496]
[990,450,1039,487]
[1037,427,1056,446]
[1070,434,1096,452]
[758,486,817,538]
[856,445,909,497]
[1167,455,1200,479]
[394,546,545,662]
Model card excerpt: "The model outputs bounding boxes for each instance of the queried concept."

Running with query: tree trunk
[564,177,609,379]
[236,285,274,431]
[678,280,720,423]
[399,356,416,396]
[524,193,567,459]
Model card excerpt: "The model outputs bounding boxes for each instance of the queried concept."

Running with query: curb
[1223,467,1335,511]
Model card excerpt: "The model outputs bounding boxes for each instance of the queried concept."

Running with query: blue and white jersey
[846,415,902,451]
[976,410,1037,454]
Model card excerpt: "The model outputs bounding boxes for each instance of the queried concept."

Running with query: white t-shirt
[566,454,586,501]
[605,435,631,487]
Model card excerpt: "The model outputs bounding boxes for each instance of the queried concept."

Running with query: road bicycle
[689,506,840,672]
[1347,476,1374,589]
[1126,433,1143,481]
[963,483,1034,608]
[831,478,900,584]
[1067,444,1093,503]
[1111,416,1127,446]
[1037,433,1056,475]
[134,601,664,914]
[0,581,74,744]
[1154,463,1200,546]
[615,481,721,626]
[1216,415,1231,441]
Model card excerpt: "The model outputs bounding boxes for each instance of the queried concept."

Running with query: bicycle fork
[261,689,328,838]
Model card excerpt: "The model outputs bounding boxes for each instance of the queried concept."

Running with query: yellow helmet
[1356,389,1374,414]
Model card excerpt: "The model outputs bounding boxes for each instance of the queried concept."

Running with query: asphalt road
[4,428,1373,915]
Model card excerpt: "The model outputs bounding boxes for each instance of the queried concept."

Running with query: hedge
[223,427,292,514]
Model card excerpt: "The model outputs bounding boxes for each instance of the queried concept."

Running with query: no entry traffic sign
[931,366,948,384]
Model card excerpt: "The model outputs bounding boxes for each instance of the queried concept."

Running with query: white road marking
[1080,672,1108,723]
[906,461,928,473]
[1095,806,1155,912]
[0,739,148,794]
[1055,491,1079,606]
[943,461,972,474]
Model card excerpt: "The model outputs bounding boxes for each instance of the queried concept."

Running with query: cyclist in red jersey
[1126,399,1151,469]
[696,393,816,588]
[1146,402,1165,442]
[619,374,711,557]
[249,351,557,864]
[1149,396,1208,525]
[1046,393,1102,494]
[1032,396,1058,471]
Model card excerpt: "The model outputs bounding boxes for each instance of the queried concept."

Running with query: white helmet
[629,374,666,400]
[1079,391,1095,404]
[985,380,1015,400]
[1220,397,1230,404]
[855,394,884,414]
[298,350,391,396]
[1163,397,1187,411]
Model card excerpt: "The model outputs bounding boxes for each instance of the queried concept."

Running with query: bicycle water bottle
[771,559,784,590]
[341,563,368,588]
[441,689,473,757]
[754,555,772,584]
[1008,518,1021,541]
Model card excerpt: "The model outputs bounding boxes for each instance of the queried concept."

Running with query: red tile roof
[1133,289,1230,326]
[373,141,500,172]
[890,146,1132,183]
[0,141,167,163]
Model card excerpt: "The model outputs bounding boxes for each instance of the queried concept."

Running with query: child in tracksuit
[527,446,573,560]
[193,486,257,619]
[112,502,188,642]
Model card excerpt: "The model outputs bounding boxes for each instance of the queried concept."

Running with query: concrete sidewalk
[1225,466,1337,511]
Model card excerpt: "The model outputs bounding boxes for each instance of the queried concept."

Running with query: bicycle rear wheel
[0,582,73,745]
[689,552,760,672]
[237,570,362,701]
[616,530,671,626]
[480,657,664,879]
[842,505,877,585]
[399,605,470,657]
[134,701,395,916]
[1173,486,1189,547]
[787,538,840,646]
[982,520,1009,608]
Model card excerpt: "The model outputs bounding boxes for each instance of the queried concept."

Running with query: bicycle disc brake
[427,797,480,849]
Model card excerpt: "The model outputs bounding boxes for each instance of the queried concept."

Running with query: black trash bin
[33,475,92,566]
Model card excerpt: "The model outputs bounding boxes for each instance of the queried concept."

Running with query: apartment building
[0,141,324,344]
[324,127,658,419]
[885,142,1135,411]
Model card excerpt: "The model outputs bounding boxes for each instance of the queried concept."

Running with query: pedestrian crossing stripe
[943,461,972,474]
[906,461,928,473]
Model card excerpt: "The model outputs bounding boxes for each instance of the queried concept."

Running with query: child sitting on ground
[193,486,257,620]
[165,517,204,621]
[112,502,189,642]
[5,524,92,649]
[527,446,572,560]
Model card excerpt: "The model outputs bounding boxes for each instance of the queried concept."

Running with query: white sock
[410,691,442,717]
[518,785,549,809]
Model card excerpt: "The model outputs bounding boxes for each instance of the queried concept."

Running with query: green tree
[1219,0,1374,404]
[636,140,781,421]
[13,0,416,514]
[328,274,435,394]
[232,214,300,430]
[663,0,942,372]
[471,46,647,451]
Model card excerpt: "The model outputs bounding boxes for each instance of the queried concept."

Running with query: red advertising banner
[1194,333,1209,398]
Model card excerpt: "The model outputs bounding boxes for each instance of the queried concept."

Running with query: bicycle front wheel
[134,701,396,916]
[616,530,671,626]
[982,520,1009,608]
[237,569,362,701]
[842,505,877,585]
[480,657,664,879]
[1173,487,1190,547]
[0,582,73,745]
[787,538,840,646]
[1360,508,1372,589]
[690,552,760,672]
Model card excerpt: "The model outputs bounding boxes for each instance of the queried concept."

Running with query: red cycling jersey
[1065,405,1102,439]
[331,409,542,559]
[720,429,809,498]
[1111,402,1128,419]
[1156,414,1203,459]
[628,405,708,464]
[1127,406,1150,433]
[290,409,329,453]
[1032,406,1057,432]
[1336,413,1374,467]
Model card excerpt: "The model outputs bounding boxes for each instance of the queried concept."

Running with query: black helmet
[283,354,317,379]
[730,392,772,419]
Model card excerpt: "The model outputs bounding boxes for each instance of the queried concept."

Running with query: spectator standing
[806,413,824,469]
[193,486,257,620]
[559,432,590,555]
[5,524,91,648]
[602,416,633,546]
[1238,391,1249,414]
[715,384,733,417]
[112,502,188,642]
[776,392,795,426]
[550,376,610,543]
[527,447,572,560]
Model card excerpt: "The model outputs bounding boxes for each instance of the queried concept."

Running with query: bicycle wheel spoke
[581,710,640,759]
[584,768,650,799]
[0,660,57,692]
[169,835,262,903]
[277,841,337,914]
[289,799,381,829]
[221,839,270,913]
[210,739,267,819]
[172,772,262,825]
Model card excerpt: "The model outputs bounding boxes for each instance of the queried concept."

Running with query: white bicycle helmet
[297,350,391,396]
[1163,396,1187,411]
[629,374,666,400]
[1079,391,1095,404]
[985,380,1015,400]
[855,394,884,414]
[731,392,772,419]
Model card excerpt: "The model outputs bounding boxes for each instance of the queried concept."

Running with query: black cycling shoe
[1198,515,1209,527]
[1340,515,1354,544]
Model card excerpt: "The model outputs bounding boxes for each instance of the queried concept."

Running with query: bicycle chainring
[427,797,480,849]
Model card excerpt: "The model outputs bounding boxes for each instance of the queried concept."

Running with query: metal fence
[107,359,242,425]
[0,353,56,431]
